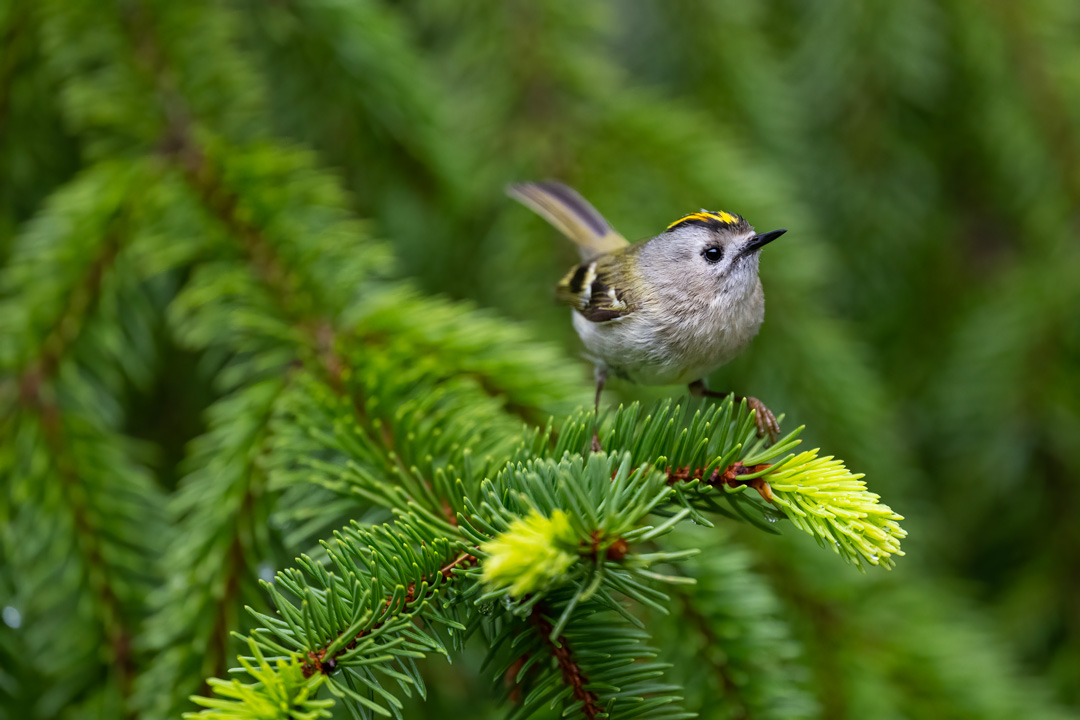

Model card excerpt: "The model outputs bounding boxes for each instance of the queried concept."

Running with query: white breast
[572,279,765,386]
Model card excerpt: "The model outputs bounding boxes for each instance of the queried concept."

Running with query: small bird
[507,181,785,444]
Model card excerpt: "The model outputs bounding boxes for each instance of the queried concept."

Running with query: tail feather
[507,181,628,260]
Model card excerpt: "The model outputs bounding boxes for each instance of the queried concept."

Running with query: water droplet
[2,606,21,629]
[258,563,276,583]
[765,516,778,523]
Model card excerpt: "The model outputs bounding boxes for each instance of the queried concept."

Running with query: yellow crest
[666,210,741,231]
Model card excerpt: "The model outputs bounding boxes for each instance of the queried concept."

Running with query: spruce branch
[122,60,583,720]
[0,159,166,710]
[240,0,463,199]
[191,519,479,719]
[6,1,1078,719]
[190,392,906,718]
[494,601,692,720]
[765,451,906,569]
[655,528,819,719]
[543,399,906,569]
[527,604,602,719]
[107,0,586,419]
[190,397,907,716]
[184,638,332,720]
[34,5,906,719]
[480,510,579,597]
[135,379,288,714]
[8,416,140,693]
[461,453,696,627]
[0,160,148,377]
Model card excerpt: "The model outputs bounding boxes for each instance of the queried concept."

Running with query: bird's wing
[507,181,629,261]
[555,252,638,323]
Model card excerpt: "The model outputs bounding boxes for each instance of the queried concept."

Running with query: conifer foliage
[1,1,1077,719]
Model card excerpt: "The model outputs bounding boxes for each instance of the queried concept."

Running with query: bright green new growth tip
[481,510,579,596]
[768,450,906,569]
[185,639,331,720]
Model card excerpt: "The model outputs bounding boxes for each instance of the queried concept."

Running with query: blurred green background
[2,0,1079,718]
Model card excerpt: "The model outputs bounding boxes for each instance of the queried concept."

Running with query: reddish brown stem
[300,552,477,677]
[528,605,602,719]
[666,461,775,503]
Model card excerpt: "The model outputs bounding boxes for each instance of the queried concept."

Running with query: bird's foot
[745,396,780,443]
[688,381,780,444]
[591,432,603,453]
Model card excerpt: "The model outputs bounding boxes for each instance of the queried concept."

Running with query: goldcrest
[508,181,785,441]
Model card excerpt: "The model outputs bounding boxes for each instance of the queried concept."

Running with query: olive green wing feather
[507,181,629,261]
[555,253,637,323]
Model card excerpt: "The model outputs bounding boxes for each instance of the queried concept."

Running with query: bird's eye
[703,247,723,263]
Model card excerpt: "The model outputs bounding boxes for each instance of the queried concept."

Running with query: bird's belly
[571,308,761,387]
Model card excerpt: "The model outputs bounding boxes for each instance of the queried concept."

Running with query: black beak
[744,229,787,253]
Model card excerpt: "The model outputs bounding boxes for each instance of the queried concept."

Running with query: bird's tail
[507,181,629,260]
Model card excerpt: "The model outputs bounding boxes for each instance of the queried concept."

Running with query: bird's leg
[591,368,607,452]
[688,379,780,442]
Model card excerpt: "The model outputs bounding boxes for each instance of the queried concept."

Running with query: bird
[507,181,785,446]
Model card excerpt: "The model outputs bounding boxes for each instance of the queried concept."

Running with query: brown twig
[300,552,477,678]
[527,604,602,719]
[585,529,629,561]
[666,461,775,503]
[18,390,137,702]
[11,230,134,698]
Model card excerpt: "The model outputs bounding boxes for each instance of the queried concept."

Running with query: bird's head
[639,210,786,299]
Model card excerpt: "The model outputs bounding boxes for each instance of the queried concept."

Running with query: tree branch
[300,551,477,677]
[666,460,776,502]
[528,604,601,720]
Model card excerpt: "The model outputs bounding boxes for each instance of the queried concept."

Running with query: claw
[746,396,780,444]
[688,381,780,444]
[591,432,603,453]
